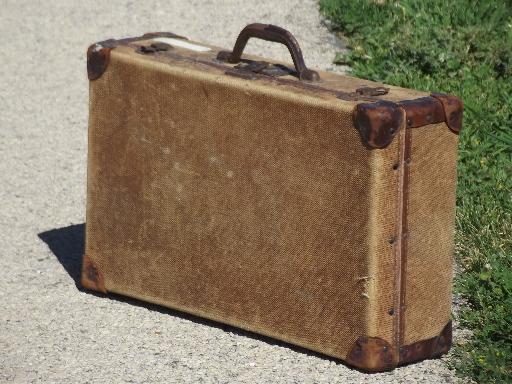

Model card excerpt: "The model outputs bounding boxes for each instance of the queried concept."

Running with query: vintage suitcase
[82,24,462,371]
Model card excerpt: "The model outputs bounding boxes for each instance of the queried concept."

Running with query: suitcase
[82,24,462,372]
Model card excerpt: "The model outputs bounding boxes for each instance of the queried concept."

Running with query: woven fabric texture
[85,49,404,359]
[403,123,458,344]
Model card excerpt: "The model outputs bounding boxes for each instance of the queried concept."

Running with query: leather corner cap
[346,336,398,372]
[353,100,404,149]
[345,321,452,372]
[81,254,107,293]
[431,93,463,133]
[87,39,117,81]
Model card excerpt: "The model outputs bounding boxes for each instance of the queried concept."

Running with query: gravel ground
[1,1,459,383]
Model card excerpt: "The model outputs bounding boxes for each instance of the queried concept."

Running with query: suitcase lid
[87,24,462,148]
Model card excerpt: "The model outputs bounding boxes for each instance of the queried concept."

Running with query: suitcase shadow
[38,223,85,288]
[38,224,356,370]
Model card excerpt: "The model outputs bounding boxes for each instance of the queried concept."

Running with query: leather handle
[217,23,320,81]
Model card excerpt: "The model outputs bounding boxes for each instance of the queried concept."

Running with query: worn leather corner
[81,254,107,293]
[433,320,453,356]
[398,96,445,128]
[431,93,463,133]
[353,100,404,149]
[399,320,452,365]
[346,336,398,372]
[87,39,117,81]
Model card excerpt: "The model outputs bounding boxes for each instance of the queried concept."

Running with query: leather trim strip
[398,122,412,349]
[399,321,452,365]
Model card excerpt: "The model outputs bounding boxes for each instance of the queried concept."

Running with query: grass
[319,0,512,382]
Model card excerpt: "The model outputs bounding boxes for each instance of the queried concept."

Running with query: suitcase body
[82,24,462,372]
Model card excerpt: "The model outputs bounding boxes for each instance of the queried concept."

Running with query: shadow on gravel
[38,224,349,369]
[38,223,84,288]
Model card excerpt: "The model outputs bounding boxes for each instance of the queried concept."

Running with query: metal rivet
[405,157,411,165]
[389,127,396,134]
[388,236,395,244]
[388,308,395,315]
[426,114,432,122]
[383,346,389,352]
[407,118,413,127]
[392,163,399,170]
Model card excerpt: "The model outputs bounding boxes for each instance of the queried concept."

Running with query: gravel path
[1,1,459,383]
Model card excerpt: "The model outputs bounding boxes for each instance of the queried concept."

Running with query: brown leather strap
[217,23,320,81]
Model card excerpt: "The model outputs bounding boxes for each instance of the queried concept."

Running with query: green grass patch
[319,0,512,382]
